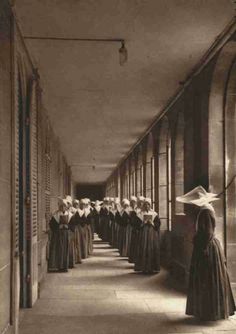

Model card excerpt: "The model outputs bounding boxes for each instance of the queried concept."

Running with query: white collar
[84,208,91,217]
[77,208,84,217]
[53,210,73,223]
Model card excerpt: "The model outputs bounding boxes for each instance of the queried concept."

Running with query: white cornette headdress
[144,198,152,205]
[130,196,137,202]
[65,195,73,204]
[176,186,219,207]
[80,198,87,205]
[137,196,145,202]
[58,198,68,207]
[122,198,130,206]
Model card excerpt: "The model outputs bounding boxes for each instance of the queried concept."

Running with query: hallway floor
[20,237,236,334]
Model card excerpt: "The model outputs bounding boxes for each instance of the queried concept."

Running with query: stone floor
[19,236,236,334]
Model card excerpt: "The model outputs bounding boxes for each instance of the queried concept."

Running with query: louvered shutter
[30,78,38,238]
[28,77,38,306]
[14,69,20,256]
[45,121,51,228]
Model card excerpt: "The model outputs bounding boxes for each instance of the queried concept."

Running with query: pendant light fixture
[24,35,128,66]
[119,41,128,66]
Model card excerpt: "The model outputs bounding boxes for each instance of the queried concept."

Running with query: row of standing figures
[48,188,236,321]
[96,196,161,274]
[48,196,161,274]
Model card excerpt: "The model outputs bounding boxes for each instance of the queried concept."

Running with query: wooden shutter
[14,69,20,256]
[28,77,38,306]
[45,121,51,228]
[30,79,38,238]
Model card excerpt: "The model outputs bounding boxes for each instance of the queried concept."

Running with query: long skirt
[129,228,139,263]
[114,223,120,249]
[186,237,236,320]
[85,224,93,255]
[74,226,83,264]
[134,225,160,273]
[58,229,69,271]
[110,220,117,247]
[126,224,133,257]
[119,225,129,257]
[68,230,76,268]
[48,230,60,271]
[80,225,88,259]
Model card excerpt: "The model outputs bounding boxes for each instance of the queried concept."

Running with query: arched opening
[145,132,155,206]
[158,117,172,230]
[209,41,236,285]
[175,111,185,214]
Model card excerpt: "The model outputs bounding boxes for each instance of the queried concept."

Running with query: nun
[70,199,82,264]
[176,186,236,320]
[73,199,88,259]
[128,196,140,263]
[48,198,72,272]
[100,197,111,242]
[108,197,115,244]
[127,196,137,257]
[109,198,117,247]
[117,199,131,257]
[129,196,145,264]
[134,198,161,274]
[113,198,121,249]
[92,200,102,234]
[84,199,93,255]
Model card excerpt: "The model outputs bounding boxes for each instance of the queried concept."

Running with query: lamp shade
[119,42,128,65]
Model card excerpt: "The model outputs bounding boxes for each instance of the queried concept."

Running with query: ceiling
[15,0,234,184]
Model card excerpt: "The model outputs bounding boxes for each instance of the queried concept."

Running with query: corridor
[19,237,236,334]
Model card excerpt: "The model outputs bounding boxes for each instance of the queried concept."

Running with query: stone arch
[209,41,236,283]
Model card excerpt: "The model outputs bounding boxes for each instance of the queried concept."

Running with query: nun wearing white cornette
[99,197,111,241]
[73,199,88,259]
[117,199,131,257]
[84,198,93,255]
[130,196,145,264]
[128,196,139,263]
[112,198,120,248]
[177,186,235,320]
[48,198,73,272]
[70,199,82,264]
[109,197,117,246]
[134,198,161,274]
[92,200,102,234]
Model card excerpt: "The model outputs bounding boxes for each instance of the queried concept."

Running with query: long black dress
[109,208,117,247]
[186,206,236,320]
[118,210,131,257]
[134,210,161,273]
[129,209,142,263]
[73,209,88,260]
[91,206,101,234]
[84,209,93,255]
[99,206,110,242]
[48,211,71,272]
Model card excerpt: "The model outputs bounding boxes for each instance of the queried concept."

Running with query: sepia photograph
[0,1,236,333]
